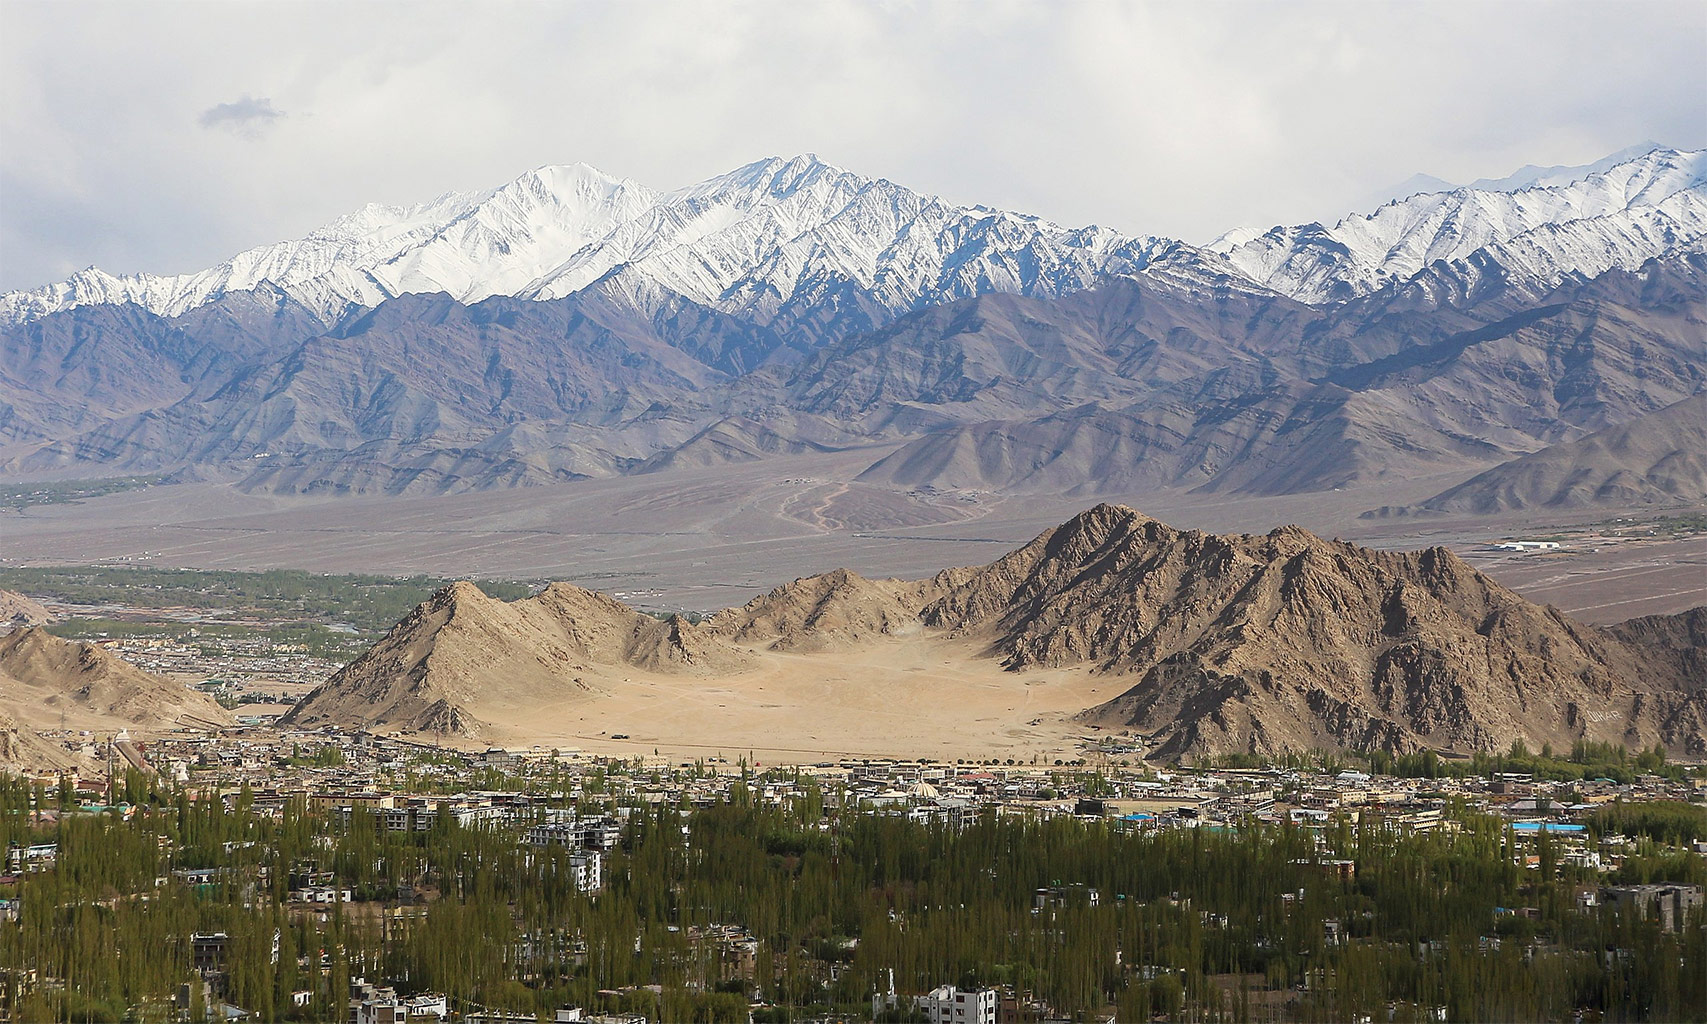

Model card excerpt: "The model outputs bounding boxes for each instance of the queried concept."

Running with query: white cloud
[2,0,1703,291]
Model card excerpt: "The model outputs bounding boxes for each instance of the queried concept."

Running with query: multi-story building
[568,850,603,894]
[922,985,998,1024]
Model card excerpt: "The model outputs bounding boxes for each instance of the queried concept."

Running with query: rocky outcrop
[891,504,1697,757]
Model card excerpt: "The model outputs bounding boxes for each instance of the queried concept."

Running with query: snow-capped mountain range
[0,155,1178,329]
[1214,146,1707,304]
[6,145,1701,328]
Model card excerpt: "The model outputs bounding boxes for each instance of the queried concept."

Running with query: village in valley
[5,718,1703,1023]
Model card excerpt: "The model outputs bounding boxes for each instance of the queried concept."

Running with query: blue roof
[1511,822,1585,833]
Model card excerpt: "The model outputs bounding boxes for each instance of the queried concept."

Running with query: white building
[401,995,447,1020]
[920,985,997,1024]
[568,850,603,893]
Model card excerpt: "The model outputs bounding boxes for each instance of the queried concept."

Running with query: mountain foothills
[282,504,1707,759]
[3,146,1703,498]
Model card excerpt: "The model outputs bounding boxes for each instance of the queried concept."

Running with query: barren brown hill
[282,505,1706,758]
[705,568,942,652]
[636,417,835,474]
[0,627,232,734]
[281,581,748,736]
[0,708,77,772]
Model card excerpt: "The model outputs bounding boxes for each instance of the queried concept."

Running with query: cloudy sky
[3,0,1703,293]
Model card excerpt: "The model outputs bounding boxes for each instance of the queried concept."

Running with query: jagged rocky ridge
[1,155,1190,333]
[283,505,1707,758]
[1216,146,1707,304]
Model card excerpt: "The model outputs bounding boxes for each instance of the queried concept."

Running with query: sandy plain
[465,634,1115,764]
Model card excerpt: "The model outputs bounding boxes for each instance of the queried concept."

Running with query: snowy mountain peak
[504,163,650,210]
[1464,140,1672,193]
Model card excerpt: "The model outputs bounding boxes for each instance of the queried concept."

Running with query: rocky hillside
[0,708,77,773]
[0,589,54,627]
[855,259,1706,497]
[705,568,940,653]
[286,506,1706,758]
[0,627,232,733]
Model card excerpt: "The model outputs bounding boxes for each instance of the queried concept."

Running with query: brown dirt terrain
[0,707,78,771]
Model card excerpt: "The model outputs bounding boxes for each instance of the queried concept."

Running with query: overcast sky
[3,0,1703,293]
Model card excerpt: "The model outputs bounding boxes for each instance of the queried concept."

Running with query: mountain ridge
[1386,392,1707,515]
[4,146,1703,502]
[1221,146,1706,304]
[0,154,1193,334]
